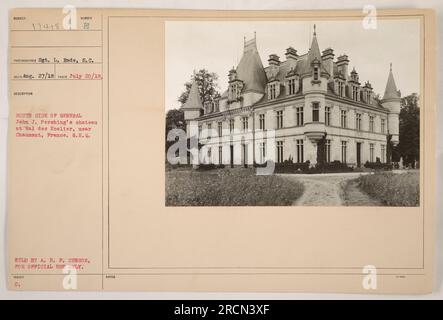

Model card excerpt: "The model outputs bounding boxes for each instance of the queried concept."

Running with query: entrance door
[356,142,361,167]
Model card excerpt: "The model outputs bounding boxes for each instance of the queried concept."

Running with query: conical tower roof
[382,64,401,100]
[235,35,267,93]
[181,77,203,110]
[307,25,322,65]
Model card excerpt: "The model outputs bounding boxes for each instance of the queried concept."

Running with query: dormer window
[365,91,371,104]
[267,81,280,100]
[213,99,220,112]
[288,78,297,95]
[351,85,360,101]
[363,81,373,105]
[313,66,319,81]
[204,101,213,114]
[270,84,276,99]
[229,83,242,100]
[339,82,344,97]
[228,76,243,102]
[311,57,321,83]
[335,80,345,97]
[286,70,299,96]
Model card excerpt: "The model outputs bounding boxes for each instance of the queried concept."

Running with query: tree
[395,93,420,168]
[165,108,185,151]
[178,69,220,106]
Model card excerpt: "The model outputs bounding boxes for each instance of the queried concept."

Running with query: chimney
[285,47,298,69]
[336,54,349,80]
[321,48,334,78]
[268,54,280,78]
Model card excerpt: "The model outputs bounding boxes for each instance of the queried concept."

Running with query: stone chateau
[181,26,401,167]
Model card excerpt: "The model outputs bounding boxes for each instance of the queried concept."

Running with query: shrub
[196,163,217,171]
[357,172,419,206]
[253,161,271,168]
[165,163,192,171]
[364,160,393,171]
[313,160,353,173]
[274,160,353,174]
[273,161,310,173]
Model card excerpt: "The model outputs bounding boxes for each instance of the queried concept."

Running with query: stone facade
[181,27,401,167]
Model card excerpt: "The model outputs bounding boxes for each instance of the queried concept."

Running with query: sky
[165,19,420,111]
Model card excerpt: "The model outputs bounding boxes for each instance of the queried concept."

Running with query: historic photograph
[165,20,420,207]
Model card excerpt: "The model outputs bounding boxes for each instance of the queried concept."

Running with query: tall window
[242,116,249,131]
[276,110,283,129]
[229,119,234,133]
[277,141,284,163]
[369,116,374,132]
[296,139,304,163]
[341,141,347,163]
[217,122,223,137]
[356,113,362,131]
[259,114,265,130]
[198,125,202,137]
[369,143,374,162]
[312,102,320,122]
[296,107,304,126]
[288,78,296,95]
[218,146,223,164]
[381,144,386,163]
[381,119,385,133]
[259,142,266,163]
[207,147,212,163]
[340,110,347,128]
[207,123,212,139]
[325,106,331,126]
[325,139,331,163]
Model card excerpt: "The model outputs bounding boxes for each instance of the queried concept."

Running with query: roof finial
[254,31,256,40]
[390,62,392,72]
[244,36,246,46]
[313,24,316,36]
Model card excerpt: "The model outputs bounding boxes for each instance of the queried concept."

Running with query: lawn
[166,168,304,206]
[355,171,420,207]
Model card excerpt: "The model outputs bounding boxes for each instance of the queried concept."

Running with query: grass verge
[166,168,304,206]
[355,171,419,207]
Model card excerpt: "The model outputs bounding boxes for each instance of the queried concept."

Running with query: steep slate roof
[181,78,203,110]
[382,64,401,100]
[235,37,268,93]
[306,29,322,66]
[216,27,388,110]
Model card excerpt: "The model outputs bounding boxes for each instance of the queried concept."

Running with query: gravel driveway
[279,172,380,206]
